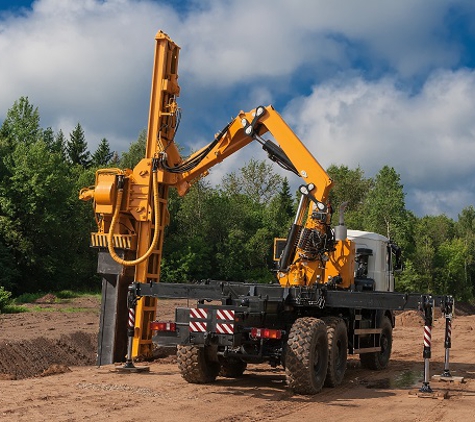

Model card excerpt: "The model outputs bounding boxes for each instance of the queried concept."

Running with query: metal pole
[419,295,433,393]
[441,295,454,378]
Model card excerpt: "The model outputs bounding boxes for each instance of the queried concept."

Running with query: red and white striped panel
[216,309,235,334]
[190,308,208,319]
[189,308,208,332]
[189,321,208,332]
[216,322,234,334]
[217,309,235,321]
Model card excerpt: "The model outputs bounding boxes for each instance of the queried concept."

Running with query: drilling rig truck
[80,31,453,395]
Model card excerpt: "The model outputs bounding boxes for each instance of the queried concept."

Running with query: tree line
[0,97,474,301]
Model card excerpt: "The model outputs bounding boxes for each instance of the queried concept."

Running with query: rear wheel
[219,357,247,378]
[177,345,220,383]
[285,317,328,395]
[323,317,348,387]
[360,316,393,370]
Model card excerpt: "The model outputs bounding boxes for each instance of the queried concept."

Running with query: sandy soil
[1,295,474,422]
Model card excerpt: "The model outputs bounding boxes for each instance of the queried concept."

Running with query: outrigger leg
[419,295,433,393]
[115,284,150,373]
[440,295,454,378]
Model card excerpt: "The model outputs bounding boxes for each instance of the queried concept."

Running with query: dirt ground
[1,295,474,422]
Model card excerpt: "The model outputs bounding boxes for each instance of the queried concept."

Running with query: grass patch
[29,306,56,312]
[392,370,422,389]
[55,290,80,299]
[71,290,101,300]
[1,304,28,314]
[61,307,92,313]
[55,290,101,300]
[28,305,92,313]
[14,292,45,304]
[14,290,101,304]
[7,290,101,313]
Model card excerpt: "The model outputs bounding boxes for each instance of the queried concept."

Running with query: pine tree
[52,129,67,159]
[42,127,55,149]
[67,123,91,167]
[92,138,114,166]
[265,178,294,236]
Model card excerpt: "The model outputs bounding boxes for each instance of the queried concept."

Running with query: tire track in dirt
[211,366,352,422]
[210,358,416,422]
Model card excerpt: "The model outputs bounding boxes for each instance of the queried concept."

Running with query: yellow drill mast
[80,31,183,361]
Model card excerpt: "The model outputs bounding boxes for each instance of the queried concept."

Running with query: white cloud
[177,0,472,84]
[1,0,475,217]
[0,0,180,150]
[408,188,475,218]
[2,0,472,148]
[283,69,475,217]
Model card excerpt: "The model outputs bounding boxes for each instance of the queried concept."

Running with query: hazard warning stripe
[423,325,432,348]
[216,323,234,334]
[217,309,235,321]
[189,321,208,332]
[128,308,135,329]
[190,308,208,319]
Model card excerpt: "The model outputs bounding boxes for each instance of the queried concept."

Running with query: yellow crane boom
[80,30,352,362]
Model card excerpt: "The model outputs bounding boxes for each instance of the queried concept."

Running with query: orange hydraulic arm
[80,30,352,361]
[168,104,332,194]
[161,101,344,287]
[164,103,351,289]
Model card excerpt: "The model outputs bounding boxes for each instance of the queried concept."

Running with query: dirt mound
[40,363,72,377]
[0,331,96,380]
[395,310,424,327]
[34,293,57,304]
[395,301,475,327]
[455,301,475,316]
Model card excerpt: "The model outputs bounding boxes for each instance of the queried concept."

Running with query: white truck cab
[347,230,397,292]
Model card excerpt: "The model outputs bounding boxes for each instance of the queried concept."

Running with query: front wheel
[285,317,328,395]
[360,316,393,370]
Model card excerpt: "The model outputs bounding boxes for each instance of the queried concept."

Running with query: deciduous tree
[120,129,146,168]
[327,164,371,228]
[363,166,409,248]
[0,96,40,146]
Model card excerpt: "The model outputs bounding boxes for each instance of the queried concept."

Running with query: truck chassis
[130,280,452,394]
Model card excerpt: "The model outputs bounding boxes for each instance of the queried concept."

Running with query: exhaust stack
[335,202,348,242]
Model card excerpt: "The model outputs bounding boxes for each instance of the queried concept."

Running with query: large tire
[285,317,328,395]
[219,357,247,378]
[177,345,220,384]
[322,317,348,387]
[360,316,393,370]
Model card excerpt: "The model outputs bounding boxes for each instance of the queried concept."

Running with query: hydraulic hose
[106,169,160,267]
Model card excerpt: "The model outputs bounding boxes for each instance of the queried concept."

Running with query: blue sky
[1,0,475,218]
